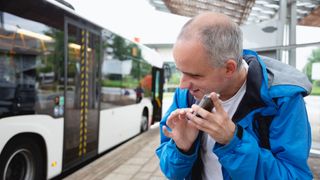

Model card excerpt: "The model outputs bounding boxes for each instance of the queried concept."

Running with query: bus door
[151,67,164,123]
[63,18,101,170]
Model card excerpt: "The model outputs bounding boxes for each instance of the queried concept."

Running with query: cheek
[204,76,225,91]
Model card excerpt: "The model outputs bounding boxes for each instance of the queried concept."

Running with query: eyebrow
[176,68,201,77]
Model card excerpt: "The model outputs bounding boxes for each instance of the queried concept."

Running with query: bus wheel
[140,110,149,133]
[0,137,45,180]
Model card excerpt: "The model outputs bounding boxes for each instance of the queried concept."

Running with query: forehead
[173,39,212,73]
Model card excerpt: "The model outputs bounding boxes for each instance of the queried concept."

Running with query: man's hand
[186,92,236,145]
[162,109,199,152]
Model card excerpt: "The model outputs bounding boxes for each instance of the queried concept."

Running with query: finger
[187,115,216,136]
[166,111,178,128]
[210,92,223,113]
[187,111,209,129]
[170,109,187,118]
[191,104,211,120]
[178,109,187,120]
[162,125,172,138]
[167,110,178,120]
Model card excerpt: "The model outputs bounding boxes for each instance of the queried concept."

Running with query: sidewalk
[63,125,165,180]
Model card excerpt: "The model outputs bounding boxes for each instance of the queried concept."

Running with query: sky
[65,0,320,71]
[65,0,190,44]
[65,0,320,44]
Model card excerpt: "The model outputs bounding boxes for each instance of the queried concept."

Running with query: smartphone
[194,94,214,118]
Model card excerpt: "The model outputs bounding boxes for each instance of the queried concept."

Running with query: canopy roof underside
[149,0,320,27]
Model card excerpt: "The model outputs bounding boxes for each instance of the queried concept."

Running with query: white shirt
[201,60,248,180]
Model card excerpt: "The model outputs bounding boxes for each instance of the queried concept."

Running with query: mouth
[189,89,202,99]
[189,89,200,94]
[189,89,214,100]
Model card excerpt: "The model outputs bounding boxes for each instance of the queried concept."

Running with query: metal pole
[278,0,287,61]
[0,12,3,28]
[289,0,297,67]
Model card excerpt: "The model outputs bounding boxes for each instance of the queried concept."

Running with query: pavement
[63,126,165,180]
[63,95,320,179]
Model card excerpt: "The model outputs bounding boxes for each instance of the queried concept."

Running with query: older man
[156,12,313,180]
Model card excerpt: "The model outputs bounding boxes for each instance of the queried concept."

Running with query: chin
[193,94,204,101]
[190,89,206,100]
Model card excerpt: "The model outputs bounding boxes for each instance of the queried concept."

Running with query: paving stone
[112,164,141,175]
[124,157,150,165]
[131,172,152,180]
[102,173,133,180]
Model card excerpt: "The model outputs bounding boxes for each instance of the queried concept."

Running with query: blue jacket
[156,49,313,180]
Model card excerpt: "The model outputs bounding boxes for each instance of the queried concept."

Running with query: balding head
[176,12,243,69]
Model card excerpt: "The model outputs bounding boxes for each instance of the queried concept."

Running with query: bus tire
[0,136,45,180]
[140,109,149,133]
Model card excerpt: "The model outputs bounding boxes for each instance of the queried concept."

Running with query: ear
[224,59,237,77]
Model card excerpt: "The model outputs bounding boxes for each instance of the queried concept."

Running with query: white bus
[0,0,164,179]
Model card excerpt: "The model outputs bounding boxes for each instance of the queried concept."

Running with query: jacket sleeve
[155,88,200,180]
[213,94,313,179]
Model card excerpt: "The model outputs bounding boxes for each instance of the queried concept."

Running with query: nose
[179,74,191,89]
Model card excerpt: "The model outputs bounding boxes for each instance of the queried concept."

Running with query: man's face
[173,39,227,100]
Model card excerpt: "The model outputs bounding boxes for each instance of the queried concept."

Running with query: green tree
[303,48,320,82]
[112,36,131,60]
[168,72,181,85]
[42,29,64,81]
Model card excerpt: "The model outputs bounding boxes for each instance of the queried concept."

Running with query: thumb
[210,92,223,112]
[162,125,172,138]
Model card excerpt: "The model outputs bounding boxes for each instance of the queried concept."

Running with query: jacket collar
[232,51,266,123]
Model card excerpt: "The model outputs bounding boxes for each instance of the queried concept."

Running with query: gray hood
[261,56,312,96]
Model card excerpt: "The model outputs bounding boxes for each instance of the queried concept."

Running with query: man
[135,83,144,103]
[156,12,313,180]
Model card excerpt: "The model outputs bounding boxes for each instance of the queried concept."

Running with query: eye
[184,73,201,79]
[190,74,201,78]
[177,69,202,79]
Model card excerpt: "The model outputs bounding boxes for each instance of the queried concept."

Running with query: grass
[163,92,174,99]
[311,85,320,96]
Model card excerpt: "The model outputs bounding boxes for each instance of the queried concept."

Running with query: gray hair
[177,17,243,69]
[200,22,243,69]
